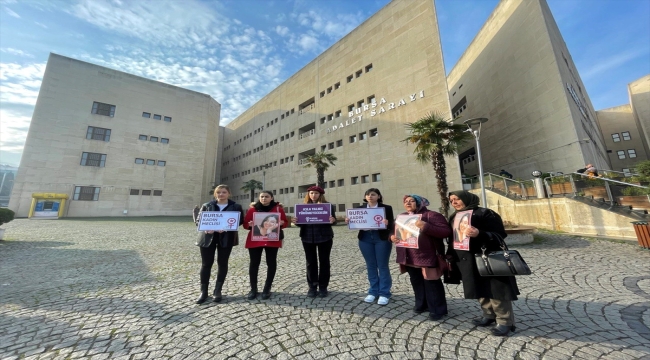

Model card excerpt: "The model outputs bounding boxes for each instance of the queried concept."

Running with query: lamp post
[464,117,489,208]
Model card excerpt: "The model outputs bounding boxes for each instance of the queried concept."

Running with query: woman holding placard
[291,186,337,298]
[195,184,245,304]
[345,188,395,305]
[390,195,452,320]
[243,190,288,300]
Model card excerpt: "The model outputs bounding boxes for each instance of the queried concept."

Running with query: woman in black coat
[447,190,520,336]
[195,184,245,304]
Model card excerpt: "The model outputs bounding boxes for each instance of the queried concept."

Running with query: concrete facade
[449,0,609,179]
[8,54,222,217]
[628,75,650,157]
[596,104,648,173]
[220,0,457,212]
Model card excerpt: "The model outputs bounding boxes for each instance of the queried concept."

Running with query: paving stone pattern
[1,218,649,359]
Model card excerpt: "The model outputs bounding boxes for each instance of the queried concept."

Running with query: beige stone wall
[220,0,459,213]
[448,0,609,179]
[9,54,221,217]
[596,105,648,171]
[479,191,638,239]
[629,75,650,157]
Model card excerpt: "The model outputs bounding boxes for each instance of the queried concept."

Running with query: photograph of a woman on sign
[253,213,281,241]
[453,210,472,250]
[394,214,421,248]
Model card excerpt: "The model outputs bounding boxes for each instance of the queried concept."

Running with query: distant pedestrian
[193,205,200,223]
[499,170,513,179]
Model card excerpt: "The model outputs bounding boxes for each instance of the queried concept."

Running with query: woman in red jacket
[243,190,288,300]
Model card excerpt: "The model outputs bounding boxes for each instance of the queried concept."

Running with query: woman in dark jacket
[448,190,520,336]
[345,188,395,305]
[195,184,245,304]
[390,195,452,321]
[291,186,337,298]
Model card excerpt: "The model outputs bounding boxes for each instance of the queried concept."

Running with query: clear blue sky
[1,0,649,167]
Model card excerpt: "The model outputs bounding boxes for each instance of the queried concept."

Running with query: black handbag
[474,232,531,276]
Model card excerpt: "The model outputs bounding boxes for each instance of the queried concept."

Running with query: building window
[320,91,325,98]
[617,150,626,159]
[321,145,327,152]
[628,149,637,158]
[157,160,166,166]
[352,202,361,208]
[139,134,148,140]
[290,187,294,193]
[150,136,159,142]
[328,142,334,150]
[280,189,284,194]
[327,114,334,121]
[164,116,172,122]
[135,158,144,164]
[91,101,115,117]
[338,179,344,186]
[359,132,367,140]
[622,132,631,141]
[130,189,140,195]
[351,176,359,185]
[320,117,326,124]
[81,152,106,167]
[291,131,295,137]
[73,186,100,201]
[361,175,369,183]
[280,159,284,164]
[368,95,375,104]
[347,75,353,83]
[86,126,111,141]
[365,64,373,72]
[350,135,357,143]
[357,100,364,108]
[142,112,151,118]
[335,110,341,118]
[161,138,169,144]
[336,139,343,147]
[612,133,620,142]
[153,114,162,120]
[153,190,162,196]
[327,86,332,94]
[338,204,345,212]
[142,190,152,196]
[372,173,381,182]
[146,159,155,165]
[329,180,335,188]
[369,128,378,137]
[355,70,362,78]
[348,104,354,112]
[334,82,340,90]
[623,168,632,176]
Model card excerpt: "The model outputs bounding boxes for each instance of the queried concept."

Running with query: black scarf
[449,190,480,214]
[254,200,278,212]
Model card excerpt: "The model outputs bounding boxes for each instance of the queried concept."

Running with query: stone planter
[582,186,608,199]
[616,196,650,211]
[505,226,535,245]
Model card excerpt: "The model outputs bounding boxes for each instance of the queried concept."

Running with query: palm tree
[403,111,472,218]
[302,151,338,188]
[241,179,263,203]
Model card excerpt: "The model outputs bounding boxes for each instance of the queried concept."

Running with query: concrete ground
[0,218,649,359]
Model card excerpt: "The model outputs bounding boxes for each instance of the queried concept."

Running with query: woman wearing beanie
[291,186,337,297]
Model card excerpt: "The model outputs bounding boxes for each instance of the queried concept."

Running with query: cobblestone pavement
[1,218,649,360]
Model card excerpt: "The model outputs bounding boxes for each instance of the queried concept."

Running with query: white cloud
[1,48,34,58]
[3,6,20,18]
[297,34,319,52]
[275,25,289,36]
[581,48,649,80]
[34,21,48,29]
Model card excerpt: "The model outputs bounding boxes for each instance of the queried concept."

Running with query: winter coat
[395,207,451,268]
[297,203,337,244]
[354,203,395,241]
[243,201,288,249]
[447,207,520,301]
[195,199,245,248]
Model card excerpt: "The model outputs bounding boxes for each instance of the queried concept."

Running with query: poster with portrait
[252,212,281,241]
[197,211,240,231]
[394,214,421,248]
[346,208,386,230]
[452,210,473,250]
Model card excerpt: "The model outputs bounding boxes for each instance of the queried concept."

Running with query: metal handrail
[465,173,531,199]
[543,172,649,206]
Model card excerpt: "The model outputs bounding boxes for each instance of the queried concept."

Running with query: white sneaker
[377,296,389,305]
[364,295,376,303]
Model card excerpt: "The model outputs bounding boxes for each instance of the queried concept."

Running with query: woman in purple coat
[390,195,452,321]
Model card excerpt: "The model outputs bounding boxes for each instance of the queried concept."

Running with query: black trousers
[248,247,279,289]
[406,266,448,316]
[199,241,232,285]
[301,240,333,289]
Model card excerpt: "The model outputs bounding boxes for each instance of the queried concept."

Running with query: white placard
[346,208,387,230]
[197,211,240,231]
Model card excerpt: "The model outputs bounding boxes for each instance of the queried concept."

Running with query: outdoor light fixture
[464,118,489,208]
[532,170,542,177]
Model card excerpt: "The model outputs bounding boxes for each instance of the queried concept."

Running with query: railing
[466,173,533,199]
[299,103,315,115]
[299,129,315,139]
[543,172,650,210]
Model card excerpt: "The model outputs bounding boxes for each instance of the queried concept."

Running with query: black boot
[212,282,224,303]
[195,284,209,304]
[261,281,272,300]
[307,284,318,298]
[247,280,258,300]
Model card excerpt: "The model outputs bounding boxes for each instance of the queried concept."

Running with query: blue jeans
[358,231,392,297]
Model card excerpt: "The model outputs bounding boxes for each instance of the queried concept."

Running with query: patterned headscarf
[403,194,430,212]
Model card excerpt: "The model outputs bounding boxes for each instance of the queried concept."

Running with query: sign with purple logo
[346,208,386,230]
[197,211,240,231]
[295,204,331,224]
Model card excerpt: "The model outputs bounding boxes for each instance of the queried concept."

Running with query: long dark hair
[260,214,279,226]
[363,188,383,203]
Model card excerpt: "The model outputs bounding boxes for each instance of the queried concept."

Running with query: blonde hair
[213,184,231,197]
[304,192,328,204]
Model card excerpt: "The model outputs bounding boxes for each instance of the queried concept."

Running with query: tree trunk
[432,150,449,218]
[317,168,325,188]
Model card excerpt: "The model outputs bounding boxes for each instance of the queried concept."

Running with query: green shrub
[635,160,650,181]
[0,208,15,227]
[621,186,650,196]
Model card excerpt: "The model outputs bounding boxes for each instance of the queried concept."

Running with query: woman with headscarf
[390,195,452,321]
[447,190,520,336]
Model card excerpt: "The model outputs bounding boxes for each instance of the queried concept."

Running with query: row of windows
[318,63,372,98]
[130,189,163,196]
[319,95,376,125]
[138,134,169,143]
[617,149,637,159]
[232,132,296,162]
[142,112,172,122]
[135,158,166,166]
[318,129,378,151]
[612,132,631,142]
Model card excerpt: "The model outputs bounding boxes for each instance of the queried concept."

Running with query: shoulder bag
[474,232,531,276]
